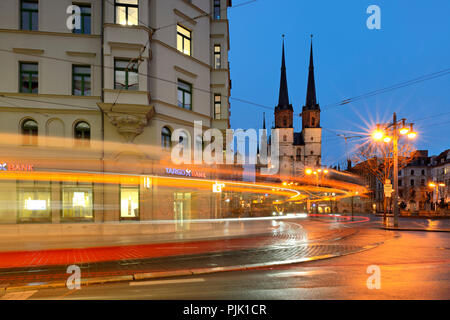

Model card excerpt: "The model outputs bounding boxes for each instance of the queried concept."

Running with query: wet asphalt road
[3,220,447,300]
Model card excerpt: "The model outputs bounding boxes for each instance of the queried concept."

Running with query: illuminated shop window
[61,183,93,221]
[18,181,51,223]
[115,0,138,26]
[177,25,192,56]
[120,186,139,219]
[174,192,191,231]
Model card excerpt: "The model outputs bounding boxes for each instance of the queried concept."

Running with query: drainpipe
[98,0,105,222]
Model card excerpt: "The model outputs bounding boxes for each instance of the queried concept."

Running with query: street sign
[384,183,393,197]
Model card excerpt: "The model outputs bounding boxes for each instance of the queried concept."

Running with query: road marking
[129,278,205,286]
[0,290,37,300]
[268,270,337,278]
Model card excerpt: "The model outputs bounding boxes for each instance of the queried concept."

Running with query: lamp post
[372,113,417,227]
[305,167,328,213]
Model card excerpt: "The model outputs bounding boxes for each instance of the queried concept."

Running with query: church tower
[301,36,322,166]
[274,36,294,177]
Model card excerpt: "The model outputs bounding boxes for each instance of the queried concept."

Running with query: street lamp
[371,113,418,227]
[428,182,446,211]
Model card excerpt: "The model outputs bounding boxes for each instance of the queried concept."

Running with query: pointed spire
[262,112,266,130]
[276,35,292,110]
[305,34,319,109]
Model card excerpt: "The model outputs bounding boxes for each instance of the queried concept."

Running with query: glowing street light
[305,168,312,175]
[407,124,417,139]
[371,113,418,227]
[399,120,409,135]
[372,124,384,141]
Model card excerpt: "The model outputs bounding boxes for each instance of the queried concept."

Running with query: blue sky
[228,0,450,167]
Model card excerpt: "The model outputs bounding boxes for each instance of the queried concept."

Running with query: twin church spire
[274,34,320,130]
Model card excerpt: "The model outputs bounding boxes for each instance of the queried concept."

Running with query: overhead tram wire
[3,42,450,124]
[322,67,450,110]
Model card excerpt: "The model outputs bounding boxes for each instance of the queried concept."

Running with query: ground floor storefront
[0,158,218,229]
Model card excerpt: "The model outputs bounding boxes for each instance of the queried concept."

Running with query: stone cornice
[173,9,197,26]
[13,48,44,55]
[174,66,198,79]
[0,28,100,38]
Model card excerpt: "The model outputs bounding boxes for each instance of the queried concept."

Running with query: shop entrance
[174,192,191,231]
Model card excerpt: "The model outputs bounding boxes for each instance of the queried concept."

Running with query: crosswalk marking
[129,278,205,286]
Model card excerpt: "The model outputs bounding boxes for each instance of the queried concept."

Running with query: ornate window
[21,119,38,145]
[74,121,90,146]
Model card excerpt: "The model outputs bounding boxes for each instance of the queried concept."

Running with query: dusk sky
[228,0,450,167]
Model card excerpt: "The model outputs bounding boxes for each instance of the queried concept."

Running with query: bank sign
[165,167,206,178]
[0,162,34,172]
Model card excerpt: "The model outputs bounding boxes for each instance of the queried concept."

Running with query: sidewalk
[378,216,450,232]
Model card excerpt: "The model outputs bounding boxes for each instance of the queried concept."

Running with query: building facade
[0,0,232,226]
[268,38,322,179]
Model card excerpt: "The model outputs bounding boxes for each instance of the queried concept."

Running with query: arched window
[283,135,287,142]
[74,121,90,146]
[161,126,172,150]
[21,119,38,145]
[311,117,315,126]
[283,117,287,127]
[310,150,314,155]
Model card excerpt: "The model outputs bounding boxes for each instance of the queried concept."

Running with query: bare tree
[351,140,417,215]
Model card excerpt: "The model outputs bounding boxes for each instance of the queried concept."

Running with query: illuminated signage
[165,167,206,178]
[0,162,34,172]
[213,182,225,193]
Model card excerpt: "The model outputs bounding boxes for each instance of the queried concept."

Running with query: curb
[2,242,383,293]
[380,227,450,233]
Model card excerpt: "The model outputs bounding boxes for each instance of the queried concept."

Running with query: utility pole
[392,113,399,227]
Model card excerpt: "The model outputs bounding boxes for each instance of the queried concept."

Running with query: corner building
[0,0,232,229]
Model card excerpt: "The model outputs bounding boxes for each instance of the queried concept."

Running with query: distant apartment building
[0,0,232,226]
[349,149,449,213]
